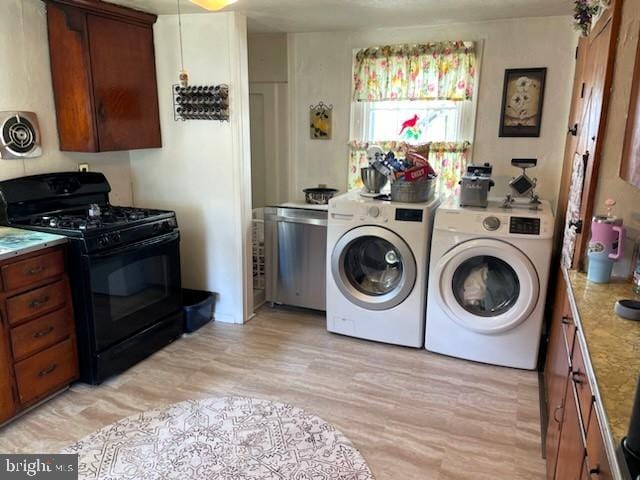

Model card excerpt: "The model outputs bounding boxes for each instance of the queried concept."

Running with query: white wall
[0,0,132,205]
[129,12,252,324]
[248,33,288,83]
[287,16,577,209]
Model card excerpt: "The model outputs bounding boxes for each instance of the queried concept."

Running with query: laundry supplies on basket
[366,145,438,203]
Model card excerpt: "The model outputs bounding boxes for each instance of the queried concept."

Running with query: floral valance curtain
[353,41,476,102]
[348,141,471,197]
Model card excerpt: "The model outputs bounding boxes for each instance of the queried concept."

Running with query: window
[351,99,474,144]
[347,41,480,194]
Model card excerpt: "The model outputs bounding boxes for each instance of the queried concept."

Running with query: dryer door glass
[435,238,539,334]
[344,236,403,296]
[451,256,520,317]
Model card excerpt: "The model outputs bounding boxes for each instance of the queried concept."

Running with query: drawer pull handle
[572,370,584,385]
[589,467,600,478]
[33,326,54,338]
[553,405,563,423]
[561,316,571,325]
[29,295,50,309]
[25,265,46,276]
[38,364,57,377]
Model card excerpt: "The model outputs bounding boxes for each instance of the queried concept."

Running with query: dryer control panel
[509,217,541,235]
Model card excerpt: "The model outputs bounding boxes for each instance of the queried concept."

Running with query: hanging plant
[573,0,600,36]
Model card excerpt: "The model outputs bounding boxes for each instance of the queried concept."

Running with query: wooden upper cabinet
[45,0,161,152]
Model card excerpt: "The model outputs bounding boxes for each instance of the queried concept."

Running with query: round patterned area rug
[63,396,375,480]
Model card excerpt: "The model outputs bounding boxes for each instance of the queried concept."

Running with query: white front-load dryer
[425,197,554,369]
[326,191,439,347]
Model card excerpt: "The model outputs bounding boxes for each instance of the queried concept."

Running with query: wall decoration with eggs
[310,102,333,140]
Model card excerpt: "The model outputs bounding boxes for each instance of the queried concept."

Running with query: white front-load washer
[326,191,439,347]
[425,197,554,369]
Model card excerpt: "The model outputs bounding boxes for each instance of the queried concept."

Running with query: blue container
[183,289,215,333]
[587,257,614,283]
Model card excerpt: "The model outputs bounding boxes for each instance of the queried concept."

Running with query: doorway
[248,34,289,312]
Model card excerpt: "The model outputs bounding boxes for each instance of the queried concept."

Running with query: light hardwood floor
[1,307,545,479]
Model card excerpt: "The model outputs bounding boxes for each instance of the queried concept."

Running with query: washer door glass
[344,236,403,296]
[451,256,520,317]
[331,226,417,311]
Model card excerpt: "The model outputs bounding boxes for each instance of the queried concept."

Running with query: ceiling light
[189,0,238,11]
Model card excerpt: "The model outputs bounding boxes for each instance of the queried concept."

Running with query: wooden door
[555,382,586,480]
[87,15,161,151]
[620,33,640,186]
[544,274,571,479]
[46,3,99,152]
[558,3,622,270]
[0,310,16,424]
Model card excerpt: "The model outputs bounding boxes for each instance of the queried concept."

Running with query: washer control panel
[395,208,424,223]
[482,216,501,231]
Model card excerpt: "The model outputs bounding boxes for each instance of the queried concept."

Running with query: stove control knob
[368,206,380,218]
[483,216,501,231]
[98,235,110,247]
[111,232,121,243]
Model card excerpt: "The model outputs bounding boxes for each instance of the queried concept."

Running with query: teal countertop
[0,227,67,261]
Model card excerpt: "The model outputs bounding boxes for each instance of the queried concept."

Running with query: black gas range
[0,172,183,384]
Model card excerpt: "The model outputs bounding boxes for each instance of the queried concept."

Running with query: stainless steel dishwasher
[264,206,327,311]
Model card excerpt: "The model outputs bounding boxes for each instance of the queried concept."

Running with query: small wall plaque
[310,102,332,139]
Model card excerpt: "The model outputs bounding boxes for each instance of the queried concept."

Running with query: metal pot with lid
[303,185,338,205]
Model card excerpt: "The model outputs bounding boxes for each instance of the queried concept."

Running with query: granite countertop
[0,227,67,261]
[567,270,640,443]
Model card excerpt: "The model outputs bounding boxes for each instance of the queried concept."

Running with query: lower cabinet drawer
[14,338,77,405]
[10,308,73,361]
[1,249,65,292]
[6,280,67,326]
[586,410,613,479]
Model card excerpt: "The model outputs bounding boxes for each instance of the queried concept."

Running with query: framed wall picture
[310,102,332,139]
[499,67,547,138]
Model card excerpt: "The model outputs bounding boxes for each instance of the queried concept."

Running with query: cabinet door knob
[98,103,106,121]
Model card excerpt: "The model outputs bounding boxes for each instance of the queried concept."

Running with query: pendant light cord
[177,0,185,72]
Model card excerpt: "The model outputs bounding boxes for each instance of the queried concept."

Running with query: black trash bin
[182,289,215,333]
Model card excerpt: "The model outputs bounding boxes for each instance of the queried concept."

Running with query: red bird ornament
[399,114,419,135]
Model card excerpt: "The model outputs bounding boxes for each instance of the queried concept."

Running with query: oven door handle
[89,231,180,259]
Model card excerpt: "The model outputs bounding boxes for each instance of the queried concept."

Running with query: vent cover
[0,111,42,159]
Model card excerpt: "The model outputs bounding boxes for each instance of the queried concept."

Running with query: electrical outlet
[78,163,89,172]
